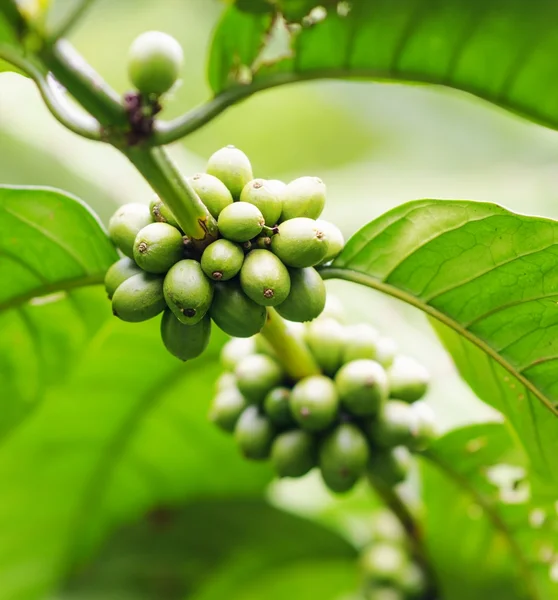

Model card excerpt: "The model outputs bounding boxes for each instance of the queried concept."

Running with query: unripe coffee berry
[375,337,398,369]
[160,310,211,362]
[104,257,143,299]
[207,145,253,200]
[271,217,328,268]
[408,402,437,450]
[282,176,326,221]
[150,197,180,229]
[235,354,284,404]
[360,542,408,585]
[366,400,416,448]
[201,239,244,281]
[218,202,265,242]
[234,405,275,460]
[210,280,266,338]
[289,375,339,431]
[163,259,214,324]
[240,249,291,306]
[108,203,152,258]
[220,337,257,371]
[240,178,282,225]
[367,446,411,487]
[316,219,345,264]
[263,386,294,427]
[275,266,326,323]
[388,355,430,403]
[209,387,248,432]
[133,222,184,274]
[188,173,233,219]
[343,324,380,363]
[271,430,316,478]
[335,359,388,417]
[112,272,166,322]
[305,317,346,375]
[128,31,183,96]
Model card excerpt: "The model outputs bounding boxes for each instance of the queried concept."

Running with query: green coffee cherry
[282,176,326,221]
[366,400,416,448]
[290,375,339,431]
[263,386,294,427]
[271,430,316,478]
[111,272,165,322]
[215,371,237,392]
[201,239,244,281]
[400,563,427,599]
[218,202,265,242]
[220,337,256,371]
[271,217,328,268]
[316,219,345,264]
[235,354,284,403]
[149,197,180,229]
[188,173,233,219]
[388,355,429,403]
[240,249,291,306]
[343,324,380,363]
[408,402,437,450]
[367,446,411,487]
[364,586,404,600]
[206,145,253,200]
[210,280,266,338]
[266,179,287,198]
[240,178,282,226]
[275,267,326,322]
[209,387,248,432]
[234,405,275,460]
[335,359,388,417]
[108,203,153,258]
[305,317,346,375]
[163,259,214,324]
[133,222,184,274]
[160,309,211,361]
[128,31,183,96]
[360,542,408,585]
[375,337,397,369]
[319,423,369,493]
[104,257,143,299]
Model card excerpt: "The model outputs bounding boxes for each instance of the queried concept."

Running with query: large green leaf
[320,199,558,481]
[0,318,271,600]
[420,424,558,600]
[59,499,356,600]
[209,2,558,131]
[0,186,117,313]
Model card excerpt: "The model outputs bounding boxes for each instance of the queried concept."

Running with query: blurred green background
[2,0,557,597]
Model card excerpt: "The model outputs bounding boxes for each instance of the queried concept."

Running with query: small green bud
[235,354,284,404]
[218,202,265,242]
[375,337,397,369]
[108,203,152,258]
[220,337,256,371]
[388,356,430,403]
[240,178,283,225]
[210,280,266,338]
[240,249,291,306]
[149,197,180,229]
[290,375,339,431]
[111,272,165,322]
[133,222,184,274]
[128,31,183,96]
[319,423,369,493]
[104,257,142,299]
[343,324,380,363]
[367,446,411,487]
[163,259,214,324]
[305,317,346,375]
[263,386,294,427]
[335,359,388,417]
[209,387,248,432]
[282,176,326,221]
[316,219,345,264]
[234,405,275,460]
[160,309,211,361]
[271,217,328,268]
[366,400,416,448]
[201,239,244,281]
[360,542,408,585]
[188,173,233,219]
[275,267,326,323]
[207,145,253,199]
[271,429,317,478]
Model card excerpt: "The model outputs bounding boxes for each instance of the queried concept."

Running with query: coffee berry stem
[260,308,321,380]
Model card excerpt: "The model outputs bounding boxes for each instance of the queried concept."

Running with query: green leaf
[0,317,271,600]
[60,499,356,600]
[319,199,558,481]
[421,424,558,600]
[0,186,117,314]
[209,2,558,131]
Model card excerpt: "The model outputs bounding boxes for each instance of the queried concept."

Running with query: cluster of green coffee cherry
[358,510,428,600]
[210,297,437,493]
[104,145,344,360]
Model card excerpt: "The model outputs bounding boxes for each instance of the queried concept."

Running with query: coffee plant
[0,1,557,599]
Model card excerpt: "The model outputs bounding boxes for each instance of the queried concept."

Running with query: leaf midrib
[319,266,558,419]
